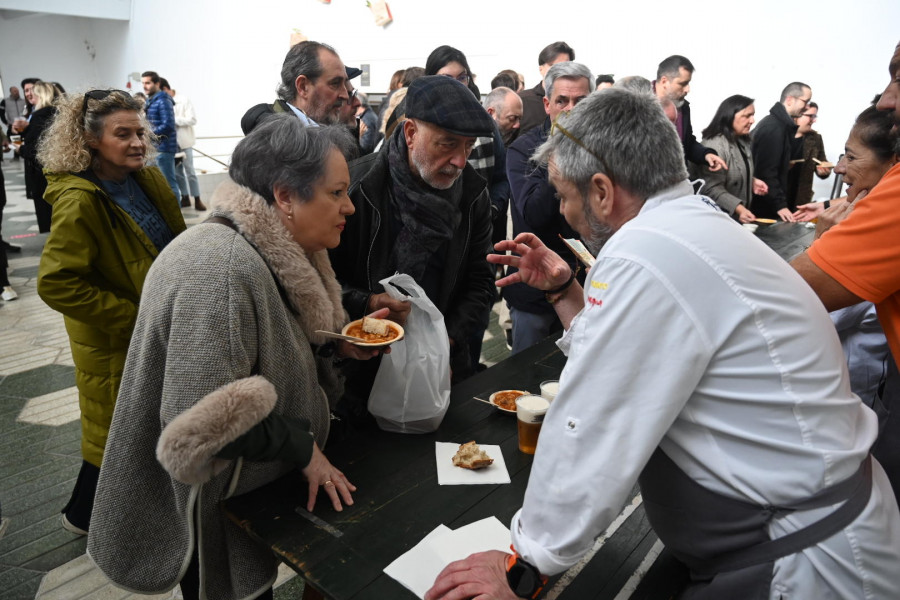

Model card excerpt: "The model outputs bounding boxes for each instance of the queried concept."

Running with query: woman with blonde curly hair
[36,89,186,534]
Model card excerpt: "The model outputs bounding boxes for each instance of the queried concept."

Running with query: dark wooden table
[223,221,815,600]
[753,221,816,262]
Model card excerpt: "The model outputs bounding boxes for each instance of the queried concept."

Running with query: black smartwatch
[506,555,545,598]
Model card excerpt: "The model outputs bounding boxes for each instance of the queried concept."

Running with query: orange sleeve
[807,163,900,304]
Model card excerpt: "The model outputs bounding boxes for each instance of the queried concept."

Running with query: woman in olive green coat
[36,90,186,534]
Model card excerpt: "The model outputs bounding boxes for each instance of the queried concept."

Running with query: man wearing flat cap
[330,75,496,415]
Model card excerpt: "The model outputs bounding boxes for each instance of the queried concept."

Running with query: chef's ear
[590,172,615,218]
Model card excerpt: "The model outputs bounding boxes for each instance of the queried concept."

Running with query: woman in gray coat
[88,116,382,600]
[697,95,769,223]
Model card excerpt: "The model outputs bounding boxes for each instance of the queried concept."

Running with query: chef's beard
[582,199,614,256]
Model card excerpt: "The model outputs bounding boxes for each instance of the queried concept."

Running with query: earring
[288,212,293,220]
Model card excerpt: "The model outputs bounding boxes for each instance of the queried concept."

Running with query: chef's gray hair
[534,88,687,201]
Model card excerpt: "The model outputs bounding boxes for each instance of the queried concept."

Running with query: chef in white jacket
[427,88,900,600]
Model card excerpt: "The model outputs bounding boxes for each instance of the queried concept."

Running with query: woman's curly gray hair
[37,90,157,174]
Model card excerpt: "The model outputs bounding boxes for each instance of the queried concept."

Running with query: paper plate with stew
[488,390,528,414]
[341,317,405,347]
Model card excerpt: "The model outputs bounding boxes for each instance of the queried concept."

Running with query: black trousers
[0,160,8,287]
[62,460,99,530]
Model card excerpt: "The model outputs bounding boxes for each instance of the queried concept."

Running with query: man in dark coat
[517,41,575,137]
[653,55,727,173]
[505,62,593,354]
[330,76,496,419]
[752,81,813,221]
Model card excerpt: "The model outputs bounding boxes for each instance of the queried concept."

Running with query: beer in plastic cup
[540,380,559,403]
[516,394,549,454]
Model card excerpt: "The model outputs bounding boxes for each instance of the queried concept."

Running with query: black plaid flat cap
[405,75,494,138]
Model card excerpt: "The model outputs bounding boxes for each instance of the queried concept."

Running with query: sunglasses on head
[81,89,130,125]
[550,114,616,186]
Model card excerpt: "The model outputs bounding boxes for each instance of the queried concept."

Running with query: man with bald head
[483,87,523,146]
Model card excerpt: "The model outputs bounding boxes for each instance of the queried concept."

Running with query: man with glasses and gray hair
[427,87,900,600]
[751,81,813,221]
[241,40,350,134]
[504,61,593,355]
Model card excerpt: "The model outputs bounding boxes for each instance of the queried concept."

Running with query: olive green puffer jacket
[37,168,186,466]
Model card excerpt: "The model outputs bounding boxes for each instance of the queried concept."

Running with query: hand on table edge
[776,207,797,222]
[425,550,518,600]
[301,442,357,512]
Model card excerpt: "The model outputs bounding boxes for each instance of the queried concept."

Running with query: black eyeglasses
[441,72,470,84]
[81,89,129,125]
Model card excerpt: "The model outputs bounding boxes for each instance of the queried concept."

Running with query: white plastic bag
[367,273,451,433]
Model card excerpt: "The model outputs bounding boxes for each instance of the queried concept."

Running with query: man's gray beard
[316,112,341,126]
[673,97,686,109]
[410,147,460,190]
[582,200,614,255]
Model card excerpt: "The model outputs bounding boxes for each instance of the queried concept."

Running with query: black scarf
[386,126,462,282]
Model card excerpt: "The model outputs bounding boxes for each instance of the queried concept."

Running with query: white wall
[1,0,898,194]
[0,0,131,20]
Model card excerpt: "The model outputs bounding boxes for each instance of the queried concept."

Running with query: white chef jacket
[510,181,900,599]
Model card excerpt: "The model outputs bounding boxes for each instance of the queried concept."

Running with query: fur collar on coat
[208,179,347,346]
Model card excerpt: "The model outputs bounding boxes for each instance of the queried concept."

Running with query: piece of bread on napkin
[452,441,494,470]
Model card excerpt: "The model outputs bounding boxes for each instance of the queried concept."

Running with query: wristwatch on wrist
[506,553,546,599]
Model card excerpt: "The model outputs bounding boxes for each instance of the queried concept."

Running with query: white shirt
[285,102,319,128]
[172,93,197,150]
[510,182,900,598]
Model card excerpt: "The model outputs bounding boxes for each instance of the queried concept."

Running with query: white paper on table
[384,517,512,599]
[383,525,451,598]
[435,442,511,485]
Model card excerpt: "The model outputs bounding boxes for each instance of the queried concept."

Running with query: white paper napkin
[435,442,511,485]
[384,517,512,598]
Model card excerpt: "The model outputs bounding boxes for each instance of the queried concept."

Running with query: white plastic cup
[516,394,549,454]
[540,380,559,403]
